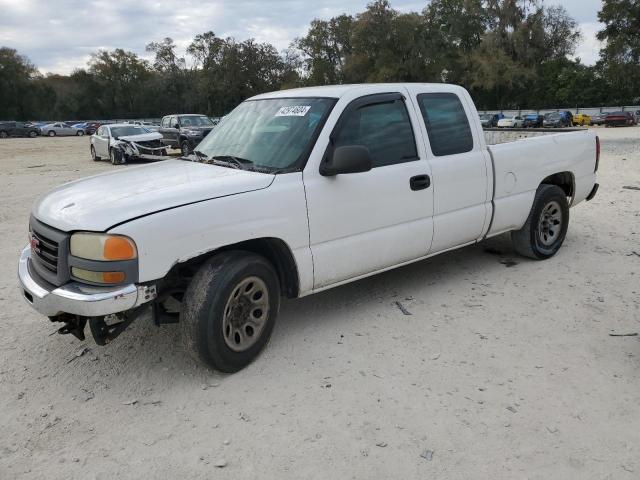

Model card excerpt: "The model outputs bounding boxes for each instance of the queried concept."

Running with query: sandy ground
[0,128,639,479]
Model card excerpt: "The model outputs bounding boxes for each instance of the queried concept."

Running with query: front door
[304,92,434,289]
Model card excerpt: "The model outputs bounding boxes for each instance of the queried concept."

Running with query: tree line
[0,0,638,121]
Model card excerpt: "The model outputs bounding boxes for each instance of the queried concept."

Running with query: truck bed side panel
[487,131,597,235]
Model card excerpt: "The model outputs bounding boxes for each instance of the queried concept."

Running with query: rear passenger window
[333,98,418,168]
[417,93,473,156]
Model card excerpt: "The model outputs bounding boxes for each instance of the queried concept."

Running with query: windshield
[111,126,150,137]
[195,97,335,171]
[179,115,213,127]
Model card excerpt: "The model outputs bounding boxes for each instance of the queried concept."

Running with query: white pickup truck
[19,83,600,372]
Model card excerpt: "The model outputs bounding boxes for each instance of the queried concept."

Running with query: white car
[39,122,85,137]
[90,124,166,164]
[497,116,524,128]
[19,83,599,373]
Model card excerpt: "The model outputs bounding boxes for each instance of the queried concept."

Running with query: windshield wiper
[210,155,255,170]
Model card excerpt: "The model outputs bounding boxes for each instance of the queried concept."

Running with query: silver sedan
[39,122,85,137]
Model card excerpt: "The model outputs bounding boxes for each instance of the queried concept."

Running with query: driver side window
[332,97,418,168]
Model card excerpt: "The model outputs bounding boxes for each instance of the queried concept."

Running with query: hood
[33,160,274,232]
[117,132,163,142]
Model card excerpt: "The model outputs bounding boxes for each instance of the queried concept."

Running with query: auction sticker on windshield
[275,106,311,117]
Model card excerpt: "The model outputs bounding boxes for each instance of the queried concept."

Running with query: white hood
[33,160,274,232]
[116,132,163,142]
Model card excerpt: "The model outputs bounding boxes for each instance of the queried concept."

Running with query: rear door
[304,90,434,289]
[406,86,491,254]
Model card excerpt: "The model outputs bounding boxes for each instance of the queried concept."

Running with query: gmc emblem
[30,236,41,255]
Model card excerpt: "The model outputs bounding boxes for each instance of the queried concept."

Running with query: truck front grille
[31,230,59,274]
[29,217,70,287]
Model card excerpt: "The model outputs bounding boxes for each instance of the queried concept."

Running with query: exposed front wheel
[109,148,123,165]
[511,184,569,259]
[48,131,56,137]
[76,130,85,136]
[28,130,38,138]
[0,131,7,138]
[180,252,280,372]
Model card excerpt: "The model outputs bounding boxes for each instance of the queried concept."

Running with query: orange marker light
[104,237,136,260]
[102,271,126,283]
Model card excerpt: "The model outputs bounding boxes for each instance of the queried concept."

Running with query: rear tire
[0,130,7,138]
[180,251,280,372]
[511,184,569,259]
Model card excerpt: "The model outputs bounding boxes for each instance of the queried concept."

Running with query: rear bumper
[18,246,156,317]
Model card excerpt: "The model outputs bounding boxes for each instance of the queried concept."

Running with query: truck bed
[485,129,598,236]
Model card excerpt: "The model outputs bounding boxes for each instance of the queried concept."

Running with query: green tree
[597,0,640,104]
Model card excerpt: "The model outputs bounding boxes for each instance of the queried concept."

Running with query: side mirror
[172,123,180,129]
[320,145,373,176]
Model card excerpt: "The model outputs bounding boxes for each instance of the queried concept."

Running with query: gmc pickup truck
[18,83,599,372]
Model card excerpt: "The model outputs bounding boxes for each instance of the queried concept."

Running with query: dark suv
[0,121,40,138]
[158,114,216,156]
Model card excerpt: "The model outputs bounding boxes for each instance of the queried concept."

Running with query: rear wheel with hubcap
[0,131,7,138]
[512,184,569,259]
[180,251,280,372]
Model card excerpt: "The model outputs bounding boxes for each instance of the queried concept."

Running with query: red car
[604,111,637,127]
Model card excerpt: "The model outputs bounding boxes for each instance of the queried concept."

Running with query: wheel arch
[167,237,300,299]
[541,171,574,201]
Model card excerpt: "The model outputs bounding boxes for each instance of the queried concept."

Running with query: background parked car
[91,124,166,164]
[479,113,500,128]
[158,114,215,155]
[604,111,637,127]
[543,111,572,128]
[572,113,591,126]
[39,122,85,136]
[497,115,524,128]
[522,114,544,128]
[591,112,609,125]
[0,121,41,138]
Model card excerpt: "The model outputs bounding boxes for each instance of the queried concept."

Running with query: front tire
[76,130,84,136]
[0,130,7,138]
[109,148,123,165]
[180,140,191,156]
[180,252,280,372]
[48,131,56,137]
[511,184,569,259]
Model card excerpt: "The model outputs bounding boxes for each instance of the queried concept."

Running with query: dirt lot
[1,128,639,479]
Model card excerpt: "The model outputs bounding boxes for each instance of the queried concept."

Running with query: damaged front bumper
[18,246,156,318]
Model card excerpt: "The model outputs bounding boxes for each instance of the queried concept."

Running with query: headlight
[70,233,137,261]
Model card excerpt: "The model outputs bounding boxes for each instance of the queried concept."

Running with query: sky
[0,0,604,75]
